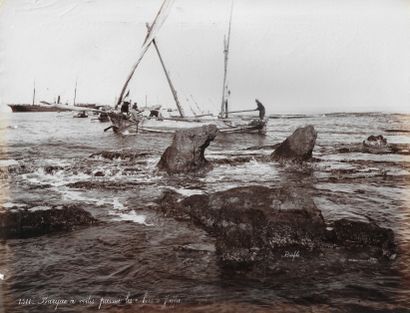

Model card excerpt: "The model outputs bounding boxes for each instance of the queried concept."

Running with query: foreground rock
[157,186,396,268]
[271,125,317,162]
[157,125,218,174]
[0,205,97,238]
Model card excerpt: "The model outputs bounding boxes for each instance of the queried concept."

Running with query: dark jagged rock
[363,135,387,147]
[44,165,65,175]
[157,125,218,174]
[337,135,407,155]
[180,186,325,266]
[155,190,189,221]
[67,180,151,190]
[212,156,255,166]
[90,150,150,161]
[271,125,317,162]
[0,163,34,179]
[329,219,396,259]
[0,205,98,238]
[157,185,396,268]
[94,171,105,177]
[361,134,391,153]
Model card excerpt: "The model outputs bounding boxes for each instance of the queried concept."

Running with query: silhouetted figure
[255,99,265,119]
[149,109,159,118]
[121,101,130,114]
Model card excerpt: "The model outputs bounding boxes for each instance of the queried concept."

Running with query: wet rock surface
[157,185,396,269]
[66,180,152,190]
[363,134,387,147]
[157,125,218,174]
[337,134,410,154]
[271,125,317,162]
[1,113,409,312]
[329,219,396,259]
[90,150,151,161]
[0,205,98,238]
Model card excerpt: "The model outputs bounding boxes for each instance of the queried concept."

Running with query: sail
[116,0,175,108]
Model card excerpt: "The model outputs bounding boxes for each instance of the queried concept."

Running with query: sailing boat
[108,0,267,134]
[216,0,268,134]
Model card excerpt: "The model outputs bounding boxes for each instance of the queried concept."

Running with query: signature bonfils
[281,250,301,261]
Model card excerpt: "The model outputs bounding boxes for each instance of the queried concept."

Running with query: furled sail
[116,0,175,108]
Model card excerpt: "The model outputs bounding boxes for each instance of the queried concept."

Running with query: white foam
[112,198,125,210]
[2,202,26,209]
[167,187,204,197]
[60,188,104,204]
[0,159,19,167]
[29,205,52,212]
[110,210,153,226]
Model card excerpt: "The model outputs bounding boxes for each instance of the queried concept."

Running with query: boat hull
[108,112,267,135]
[8,104,73,113]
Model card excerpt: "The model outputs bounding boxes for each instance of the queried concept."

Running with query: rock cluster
[338,134,400,154]
[0,205,97,238]
[157,185,396,268]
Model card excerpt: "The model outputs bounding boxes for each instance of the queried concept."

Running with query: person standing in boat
[121,100,130,114]
[224,90,231,118]
[255,99,265,120]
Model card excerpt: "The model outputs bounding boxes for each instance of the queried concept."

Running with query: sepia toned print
[0,1,409,312]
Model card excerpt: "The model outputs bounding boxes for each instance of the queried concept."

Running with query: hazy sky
[0,0,409,114]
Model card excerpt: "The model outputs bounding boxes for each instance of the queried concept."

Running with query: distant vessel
[7,81,68,112]
[8,80,100,112]
[8,103,72,112]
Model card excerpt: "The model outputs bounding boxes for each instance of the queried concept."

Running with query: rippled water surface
[0,111,409,312]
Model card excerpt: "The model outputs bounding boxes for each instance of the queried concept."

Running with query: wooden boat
[107,0,267,135]
[73,111,88,118]
[216,0,267,132]
[98,112,110,122]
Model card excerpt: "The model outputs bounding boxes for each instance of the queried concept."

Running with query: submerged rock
[157,185,396,268]
[338,134,403,154]
[362,135,391,153]
[157,125,218,174]
[90,150,150,161]
[44,165,65,175]
[329,218,396,259]
[363,135,387,147]
[271,125,317,162]
[0,205,97,238]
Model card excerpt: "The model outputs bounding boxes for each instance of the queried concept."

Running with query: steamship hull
[8,104,72,112]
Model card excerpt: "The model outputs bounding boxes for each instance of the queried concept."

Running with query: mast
[32,80,36,105]
[220,0,234,118]
[73,80,77,106]
[116,0,175,109]
[146,23,184,117]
